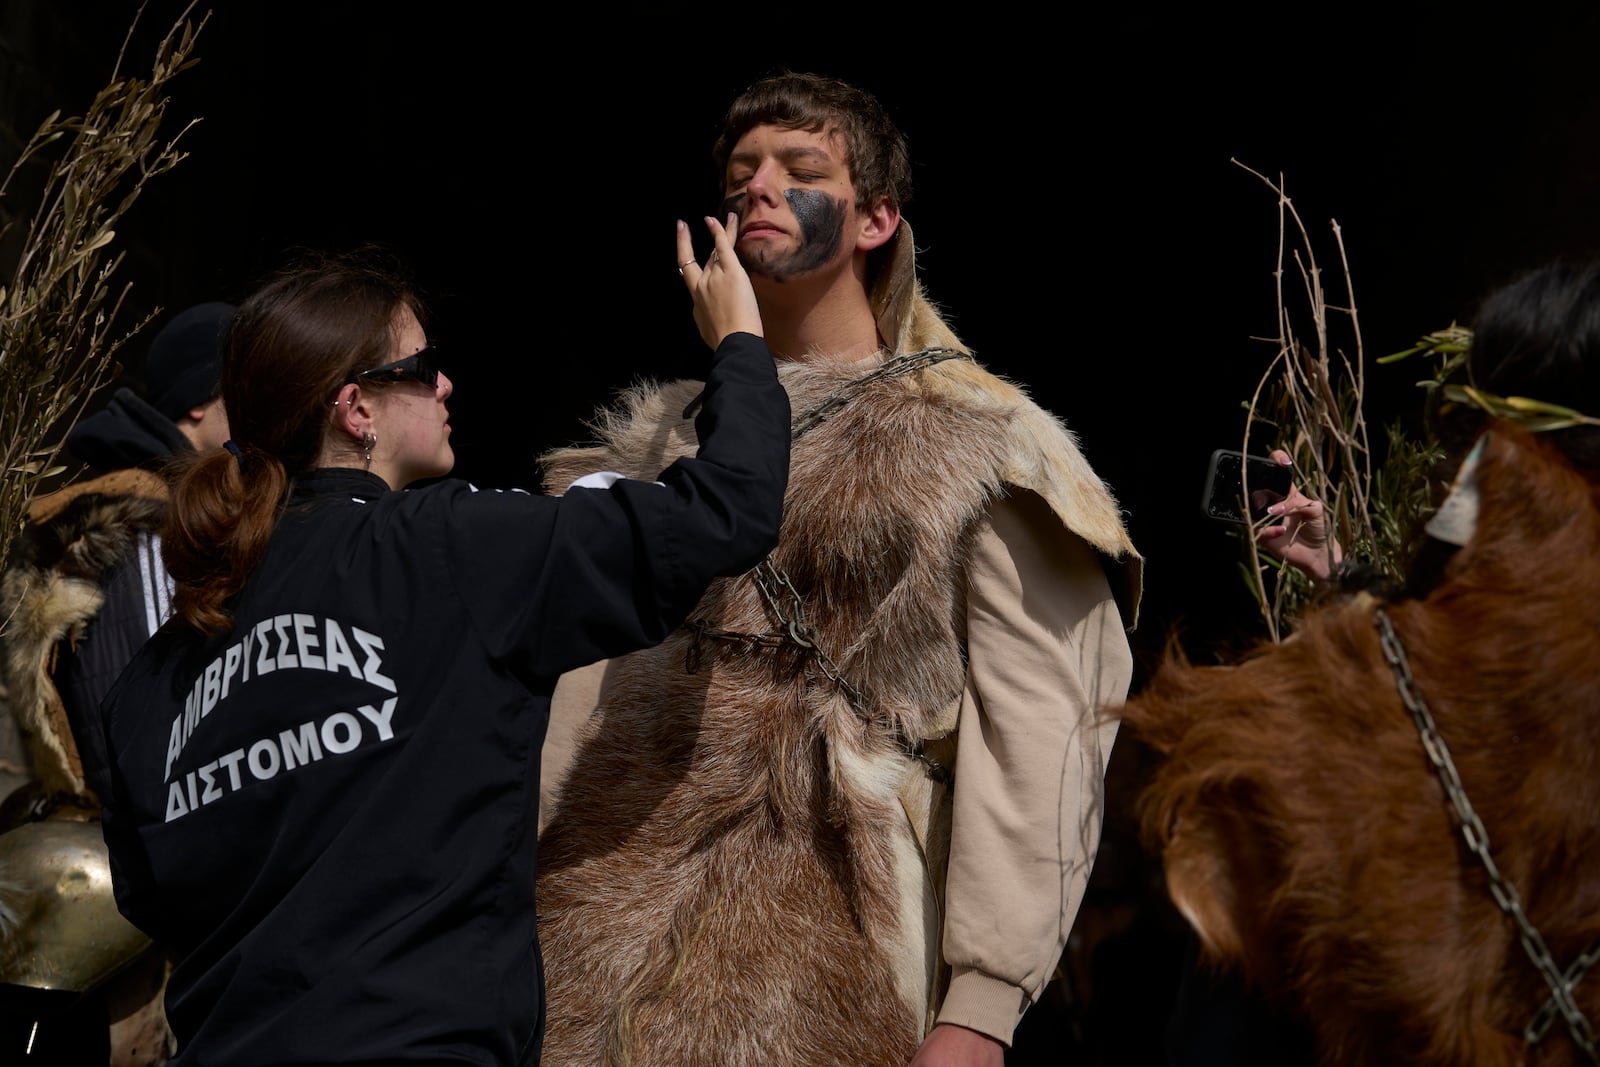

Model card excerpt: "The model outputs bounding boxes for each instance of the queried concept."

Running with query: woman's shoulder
[400,477,547,506]
[377,478,555,534]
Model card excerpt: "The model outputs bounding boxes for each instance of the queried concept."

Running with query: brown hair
[711,70,913,215]
[164,246,425,633]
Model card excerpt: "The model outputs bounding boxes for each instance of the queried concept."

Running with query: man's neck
[756,267,884,364]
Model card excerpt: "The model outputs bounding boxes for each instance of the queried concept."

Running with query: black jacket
[91,332,788,1066]
[67,386,193,473]
[36,387,192,747]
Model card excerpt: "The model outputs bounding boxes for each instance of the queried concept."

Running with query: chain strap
[788,346,970,440]
[683,346,974,783]
[1374,607,1600,1059]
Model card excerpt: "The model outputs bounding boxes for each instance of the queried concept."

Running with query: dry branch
[0,3,205,574]
[1229,161,1446,640]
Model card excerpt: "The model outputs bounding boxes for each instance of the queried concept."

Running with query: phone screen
[1202,449,1294,524]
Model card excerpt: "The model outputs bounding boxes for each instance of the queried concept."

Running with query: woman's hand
[1255,449,1344,580]
[677,213,762,349]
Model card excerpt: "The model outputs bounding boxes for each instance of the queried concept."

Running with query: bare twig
[1226,162,1459,637]
[1230,160,1379,637]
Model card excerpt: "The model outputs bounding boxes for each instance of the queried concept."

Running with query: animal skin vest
[536,223,1140,1067]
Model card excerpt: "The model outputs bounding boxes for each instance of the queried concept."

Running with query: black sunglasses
[351,346,440,388]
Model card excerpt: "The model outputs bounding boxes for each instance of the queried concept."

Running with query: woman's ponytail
[164,442,288,633]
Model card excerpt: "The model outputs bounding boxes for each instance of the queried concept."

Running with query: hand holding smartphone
[1202,449,1293,524]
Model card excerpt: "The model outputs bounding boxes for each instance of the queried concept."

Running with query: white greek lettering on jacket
[162,614,395,784]
[164,698,398,822]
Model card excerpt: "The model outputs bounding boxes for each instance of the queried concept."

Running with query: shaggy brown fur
[1117,423,1600,1066]
[537,351,1133,1066]
[2,470,167,799]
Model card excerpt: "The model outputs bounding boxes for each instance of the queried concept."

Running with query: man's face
[719,124,858,284]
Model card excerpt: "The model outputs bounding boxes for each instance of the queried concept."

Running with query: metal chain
[682,346,974,783]
[1374,607,1600,1060]
[789,346,971,440]
[748,561,870,708]
[1531,946,1600,1046]
[680,619,787,675]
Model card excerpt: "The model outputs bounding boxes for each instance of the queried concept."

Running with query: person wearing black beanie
[65,301,235,473]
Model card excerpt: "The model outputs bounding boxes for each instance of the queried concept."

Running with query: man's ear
[856,197,900,253]
[185,395,224,424]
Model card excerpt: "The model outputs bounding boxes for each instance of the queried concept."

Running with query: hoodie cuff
[934,966,1030,1047]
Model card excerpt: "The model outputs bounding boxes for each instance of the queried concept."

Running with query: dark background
[8,3,1600,1063]
[20,2,1600,666]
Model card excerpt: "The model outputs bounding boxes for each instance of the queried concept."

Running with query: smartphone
[1202,449,1293,524]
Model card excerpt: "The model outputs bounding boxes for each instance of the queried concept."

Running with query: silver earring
[362,432,376,466]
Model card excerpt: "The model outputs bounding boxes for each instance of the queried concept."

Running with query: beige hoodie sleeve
[934,489,1132,1045]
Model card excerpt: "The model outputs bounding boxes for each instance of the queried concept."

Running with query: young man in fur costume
[0,301,233,1065]
[536,72,1142,1067]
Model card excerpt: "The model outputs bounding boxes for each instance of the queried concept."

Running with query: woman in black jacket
[90,216,789,1066]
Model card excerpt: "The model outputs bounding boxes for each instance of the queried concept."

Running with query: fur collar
[879,219,1140,623]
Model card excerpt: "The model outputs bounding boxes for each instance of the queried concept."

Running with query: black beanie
[145,301,236,421]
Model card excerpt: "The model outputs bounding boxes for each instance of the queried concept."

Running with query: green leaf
[1378,346,1424,364]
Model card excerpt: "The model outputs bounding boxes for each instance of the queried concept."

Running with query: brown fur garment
[536,353,1102,1066]
[1117,424,1600,1066]
[2,473,166,801]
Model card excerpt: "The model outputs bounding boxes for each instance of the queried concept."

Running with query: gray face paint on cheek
[783,189,846,276]
[715,188,850,282]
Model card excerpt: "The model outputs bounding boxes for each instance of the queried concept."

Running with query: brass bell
[0,816,152,992]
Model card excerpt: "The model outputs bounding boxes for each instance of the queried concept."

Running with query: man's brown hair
[711,70,912,213]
